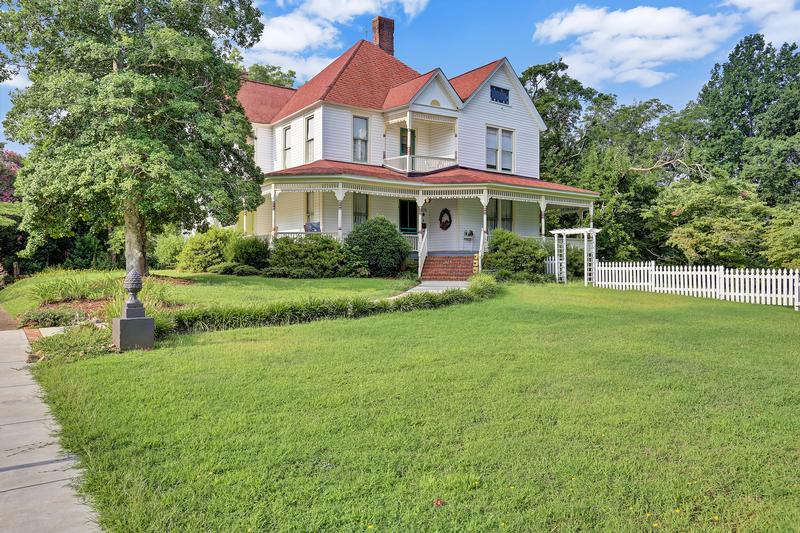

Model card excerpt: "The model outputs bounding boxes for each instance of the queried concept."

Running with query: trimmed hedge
[162,273,498,335]
[266,234,367,278]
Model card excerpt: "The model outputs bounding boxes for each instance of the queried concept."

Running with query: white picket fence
[545,256,557,275]
[595,261,800,310]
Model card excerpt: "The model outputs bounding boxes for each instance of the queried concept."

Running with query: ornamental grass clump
[30,269,120,304]
[30,325,115,364]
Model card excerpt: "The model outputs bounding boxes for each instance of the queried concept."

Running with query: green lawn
[0,269,415,317]
[34,285,800,531]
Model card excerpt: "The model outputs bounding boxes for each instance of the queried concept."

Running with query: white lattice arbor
[550,227,601,285]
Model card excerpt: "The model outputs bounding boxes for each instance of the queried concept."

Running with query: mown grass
[0,269,416,318]
[34,285,800,531]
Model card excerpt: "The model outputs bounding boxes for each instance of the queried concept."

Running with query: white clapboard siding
[595,261,800,310]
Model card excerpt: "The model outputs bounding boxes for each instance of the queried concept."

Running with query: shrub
[466,272,499,298]
[176,227,238,272]
[63,233,113,270]
[207,262,239,275]
[30,325,114,364]
[225,235,270,269]
[483,229,550,281]
[153,233,185,269]
[266,234,367,278]
[19,307,83,328]
[232,264,261,276]
[565,246,585,279]
[345,216,411,277]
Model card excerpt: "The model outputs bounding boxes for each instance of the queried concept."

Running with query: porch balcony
[383,110,457,174]
[384,155,456,173]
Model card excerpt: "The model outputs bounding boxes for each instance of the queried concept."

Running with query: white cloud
[243,49,337,80]
[246,0,431,81]
[725,0,800,44]
[533,5,742,87]
[1,70,31,89]
[255,11,339,53]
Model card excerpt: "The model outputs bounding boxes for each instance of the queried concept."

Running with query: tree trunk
[124,201,148,275]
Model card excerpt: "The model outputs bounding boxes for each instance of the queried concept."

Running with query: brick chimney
[372,16,395,56]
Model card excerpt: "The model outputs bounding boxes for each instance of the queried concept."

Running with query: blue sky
[2,0,799,154]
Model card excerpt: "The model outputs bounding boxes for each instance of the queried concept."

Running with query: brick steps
[421,255,478,281]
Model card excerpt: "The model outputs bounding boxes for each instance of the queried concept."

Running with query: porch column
[334,184,347,242]
[589,203,595,228]
[270,184,280,240]
[479,190,490,240]
[416,193,425,235]
[539,199,547,237]
[406,111,413,172]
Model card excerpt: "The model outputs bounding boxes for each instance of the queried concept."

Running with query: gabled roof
[270,40,420,123]
[382,70,436,109]
[236,79,295,124]
[449,58,504,101]
[267,160,599,196]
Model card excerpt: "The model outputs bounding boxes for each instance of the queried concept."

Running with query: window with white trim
[353,116,368,162]
[305,115,314,163]
[487,199,513,232]
[282,126,291,167]
[486,127,513,172]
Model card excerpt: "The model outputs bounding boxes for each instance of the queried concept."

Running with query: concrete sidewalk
[0,329,99,532]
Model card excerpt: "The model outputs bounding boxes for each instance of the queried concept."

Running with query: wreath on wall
[438,208,452,231]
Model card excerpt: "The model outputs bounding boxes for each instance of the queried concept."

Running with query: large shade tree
[0,0,265,273]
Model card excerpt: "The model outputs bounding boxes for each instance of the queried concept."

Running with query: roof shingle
[449,58,504,101]
[236,79,295,124]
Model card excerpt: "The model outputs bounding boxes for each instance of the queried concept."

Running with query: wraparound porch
[239,177,596,278]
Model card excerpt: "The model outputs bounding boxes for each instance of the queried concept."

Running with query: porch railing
[477,230,486,273]
[417,229,428,279]
[384,155,457,173]
[403,233,419,252]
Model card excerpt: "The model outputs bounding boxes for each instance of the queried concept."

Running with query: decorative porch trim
[261,174,597,209]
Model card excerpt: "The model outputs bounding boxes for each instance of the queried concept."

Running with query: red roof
[449,59,504,101]
[268,40,420,123]
[236,79,295,124]
[383,70,436,109]
[267,160,598,196]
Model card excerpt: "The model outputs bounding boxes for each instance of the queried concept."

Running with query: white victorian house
[236,16,599,280]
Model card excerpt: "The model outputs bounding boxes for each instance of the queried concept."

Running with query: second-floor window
[486,127,513,172]
[305,115,314,163]
[353,117,368,162]
[353,193,368,226]
[283,126,291,167]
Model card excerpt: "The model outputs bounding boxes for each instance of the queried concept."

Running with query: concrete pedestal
[112,317,154,351]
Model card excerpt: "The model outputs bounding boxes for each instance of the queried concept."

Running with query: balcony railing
[384,155,456,173]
